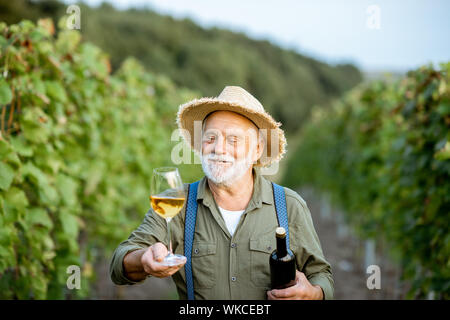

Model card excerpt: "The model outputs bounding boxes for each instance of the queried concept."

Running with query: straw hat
[176,86,287,167]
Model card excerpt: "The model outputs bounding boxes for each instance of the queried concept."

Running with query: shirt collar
[196,167,274,209]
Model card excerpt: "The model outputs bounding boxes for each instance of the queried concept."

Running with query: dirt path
[299,187,406,299]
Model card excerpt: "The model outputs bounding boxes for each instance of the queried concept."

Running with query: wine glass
[150,167,187,266]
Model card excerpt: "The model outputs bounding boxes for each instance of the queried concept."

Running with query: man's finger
[146,248,170,273]
[152,263,183,278]
[142,248,158,271]
[270,286,297,299]
[267,290,291,300]
[172,261,186,269]
[166,266,182,276]
[152,243,168,262]
[150,258,185,274]
[296,270,307,282]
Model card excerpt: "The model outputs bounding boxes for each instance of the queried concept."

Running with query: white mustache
[201,151,253,187]
[204,153,235,163]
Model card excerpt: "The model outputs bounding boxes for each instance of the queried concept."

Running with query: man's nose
[214,136,227,155]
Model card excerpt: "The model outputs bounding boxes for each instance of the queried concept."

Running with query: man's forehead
[203,111,258,131]
[203,127,258,137]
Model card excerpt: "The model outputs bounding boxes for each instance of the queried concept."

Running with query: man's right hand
[141,242,186,278]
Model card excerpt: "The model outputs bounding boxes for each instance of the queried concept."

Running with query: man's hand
[267,270,324,300]
[140,242,186,278]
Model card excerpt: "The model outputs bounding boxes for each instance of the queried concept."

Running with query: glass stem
[166,217,172,255]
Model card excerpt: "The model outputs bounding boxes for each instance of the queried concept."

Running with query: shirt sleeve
[285,189,335,300]
[109,208,168,285]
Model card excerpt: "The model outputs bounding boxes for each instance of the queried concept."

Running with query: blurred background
[0,0,448,299]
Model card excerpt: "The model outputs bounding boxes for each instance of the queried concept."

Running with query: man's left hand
[267,270,324,300]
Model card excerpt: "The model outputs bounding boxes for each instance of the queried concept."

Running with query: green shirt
[110,168,334,300]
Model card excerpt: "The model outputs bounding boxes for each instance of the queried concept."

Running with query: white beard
[201,152,254,187]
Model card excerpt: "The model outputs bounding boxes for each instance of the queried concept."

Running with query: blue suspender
[271,182,293,255]
[184,180,200,301]
[183,181,289,300]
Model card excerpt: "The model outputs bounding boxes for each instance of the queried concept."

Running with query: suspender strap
[272,182,292,255]
[184,181,200,300]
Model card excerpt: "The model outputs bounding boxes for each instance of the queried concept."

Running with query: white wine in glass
[150,167,187,266]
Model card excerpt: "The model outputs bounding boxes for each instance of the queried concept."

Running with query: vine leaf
[0,78,12,105]
[25,207,53,230]
[0,162,15,191]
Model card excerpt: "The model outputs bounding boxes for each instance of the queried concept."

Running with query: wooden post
[364,239,376,270]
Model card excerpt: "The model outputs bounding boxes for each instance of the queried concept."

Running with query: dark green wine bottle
[269,227,296,289]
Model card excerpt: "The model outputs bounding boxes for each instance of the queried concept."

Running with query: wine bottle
[269,227,296,289]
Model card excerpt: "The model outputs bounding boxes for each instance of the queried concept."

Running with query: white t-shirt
[218,206,245,236]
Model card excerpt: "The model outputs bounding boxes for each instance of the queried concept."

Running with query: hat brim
[177,97,287,167]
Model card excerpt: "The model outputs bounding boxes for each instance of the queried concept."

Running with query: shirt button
[194,248,199,254]
[231,276,236,282]
[231,243,236,248]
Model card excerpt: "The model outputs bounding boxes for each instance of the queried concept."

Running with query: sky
[69,0,450,72]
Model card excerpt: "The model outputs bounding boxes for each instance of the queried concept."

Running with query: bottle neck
[276,235,287,257]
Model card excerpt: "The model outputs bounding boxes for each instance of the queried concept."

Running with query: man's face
[201,111,262,186]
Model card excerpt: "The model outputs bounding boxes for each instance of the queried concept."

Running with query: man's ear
[253,135,264,163]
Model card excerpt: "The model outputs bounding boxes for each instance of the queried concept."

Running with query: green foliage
[283,63,450,298]
[0,0,362,133]
[0,19,203,299]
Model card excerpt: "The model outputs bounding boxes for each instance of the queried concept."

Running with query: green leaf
[22,162,48,187]
[0,162,15,191]
[0,195,4,217]
[434,141,450,161]
[0,244,15,273]
[56,29,81,53]
[5,153,21,169]
[3,187,28,213]
[25,207,53,230]
[436,102,450,116]
[45,81,68,103]
[22,162,59,205]
[39,184,59,206]
[0,35,7,49]
[21,108,51,144]
[30,271,48,299]
[30,74,46,96]
[0,139,13,158]
[9,136,33,157]
[0,78,12,105]
[45,157,63,174]
[60,209,78,237]
[56,174,78,207]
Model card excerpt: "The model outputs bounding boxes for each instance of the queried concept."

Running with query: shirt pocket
[249,233,275,288]
[192,241,217,289]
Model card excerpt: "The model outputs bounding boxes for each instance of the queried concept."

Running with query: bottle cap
[275,227,286,238]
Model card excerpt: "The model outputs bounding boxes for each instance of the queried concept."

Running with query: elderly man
[110,86,333,300]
